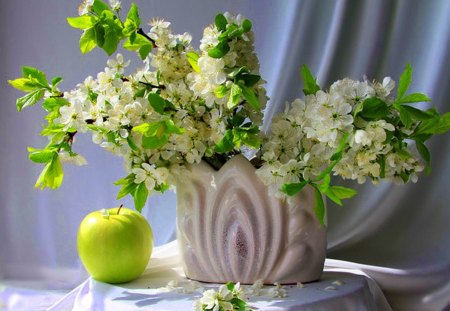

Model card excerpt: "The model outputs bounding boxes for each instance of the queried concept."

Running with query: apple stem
[118,204,123,215]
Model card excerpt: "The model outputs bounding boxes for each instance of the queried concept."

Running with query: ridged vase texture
[176,154,327,284]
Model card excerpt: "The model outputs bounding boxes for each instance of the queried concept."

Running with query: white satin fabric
[1,1,449,310]
[45,241,391,311]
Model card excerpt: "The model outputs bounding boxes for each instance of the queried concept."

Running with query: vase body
[176,154,326,284]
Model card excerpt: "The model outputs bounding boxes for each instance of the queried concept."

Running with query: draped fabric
[1,1,449,310]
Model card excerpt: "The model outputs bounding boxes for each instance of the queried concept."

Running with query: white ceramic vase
[176,154,327,284]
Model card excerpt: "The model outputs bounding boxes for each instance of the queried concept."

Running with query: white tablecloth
[46,241,392,311]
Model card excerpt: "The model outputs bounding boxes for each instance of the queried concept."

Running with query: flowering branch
[137,28,156,48]
[9,1,450,221]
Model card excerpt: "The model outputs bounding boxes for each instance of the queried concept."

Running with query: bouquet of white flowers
[9,0,450,225]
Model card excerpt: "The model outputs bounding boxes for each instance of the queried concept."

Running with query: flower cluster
[10,0,449,221]
[194,282,248,311]
[257,74,426,203]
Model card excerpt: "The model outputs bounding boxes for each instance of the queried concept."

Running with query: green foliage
[34,153,64,190]
[214,130,235,153]
[69,1,152,58]
[281,132,357,226]
[301,65,320,95]
[214,13,227,32]
[28,147,57,163]
[396,63,412,101]
[415,140,431,175]
[413,110,450,136]
[16,90,46,112]
[223,67,261,111]
[215,125,260,153]
[313,187,326,226]
[115,174,138,199]
[208,40,230,58]
[134,182,148,212]
[281,181,308,196]
[148,93,176,114]
[186,51,200,73]
[357,98,389,121]
[227,83,243,109]
[241,85,260,110]
[9,67,51,111]
[208,14,252,59]
[132,119,184,149]
[67,16,95,29]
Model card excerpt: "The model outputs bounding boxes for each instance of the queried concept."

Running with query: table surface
[47,242,392,311]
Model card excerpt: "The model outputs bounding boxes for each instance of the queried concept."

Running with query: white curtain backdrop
[1,1,449,310]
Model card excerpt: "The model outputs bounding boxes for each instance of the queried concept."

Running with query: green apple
[77,206,153,284]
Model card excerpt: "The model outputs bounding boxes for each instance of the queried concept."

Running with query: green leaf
[42,98,68,112]
[328,186,358,200]
[214,85,229,98]
[226,24,244,38]
[123,34,152,59]
[164,119,184,134]
[126,136,139,151]
[138,44,152,59]
[398,92,430,104]
[35,154,64,190]
[241,85,260,110]
[114,173,134,186]
[314,187,326,226]
[133,182,149,212]
[215,130,235,153]
[51,76,63,89]
[16,89,45,111]
[208,40,230,58]
[324,189,342,206]
[226,282,235,291]
[93,23,106,47]
[415,140,431,175]
[229,110,246,127]
[396,63,412,100]
[214,13,228,32]
[132,123,152,135]
[352,101,364,118]
[396,105,414,128]
[28,149,56,163]
[123,33,145,48]
[148,93,175,114]
[358,98,389,121]
[22,67,49,87]
[40,124,65,136]
[233,128,260,149]
[400,105,433,121]
[86,124,109,133]
[126,3,140,27]
[413,112,450,136]
[242,19,252,32]
[227,83,242,109]
[8,78,39,92]
[186,51,200,73]
[330,132,349,161]
[142,135,169,149]
[155,183,169,193]
[281,181,308,196]
[239,73,260,87]
[301,65,320,96]
[102,27,122,55]
[229,66,249,79]
[116,176,138,199]
[80,28,97,54]
[92,0,110,15]
[378,156,386,178]
[67,16,95,29]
